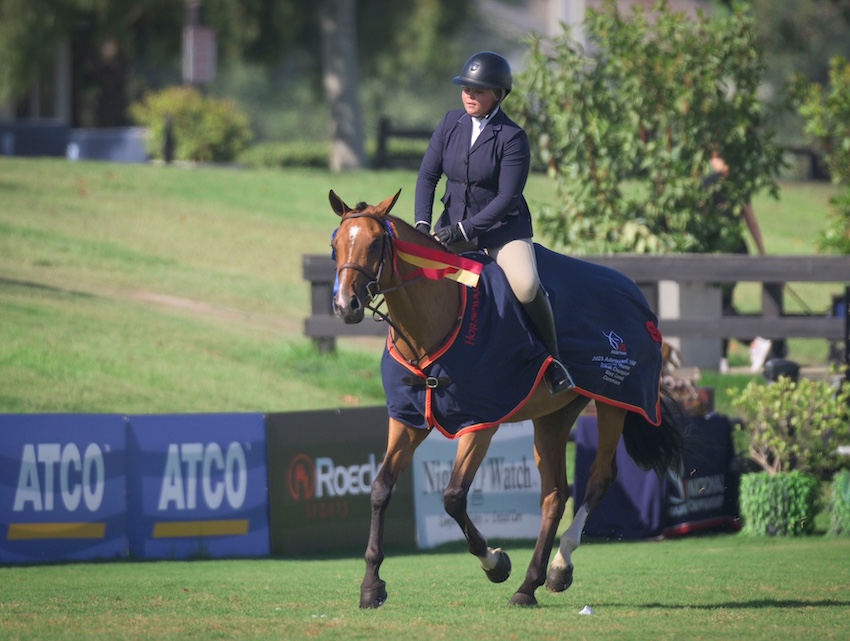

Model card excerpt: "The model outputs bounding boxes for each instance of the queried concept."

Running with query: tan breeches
[486,238,540,304]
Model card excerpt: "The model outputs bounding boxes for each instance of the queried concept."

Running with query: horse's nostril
[350,297,361,312]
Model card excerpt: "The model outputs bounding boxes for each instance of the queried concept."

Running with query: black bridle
[334,211,424,360]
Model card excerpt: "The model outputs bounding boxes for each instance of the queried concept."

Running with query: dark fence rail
[304,253,850,363]
[372,117,431,169]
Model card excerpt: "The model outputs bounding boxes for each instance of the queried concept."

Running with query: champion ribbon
[393,239,483,288]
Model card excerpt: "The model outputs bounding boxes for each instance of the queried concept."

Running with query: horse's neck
[384,219,462,362]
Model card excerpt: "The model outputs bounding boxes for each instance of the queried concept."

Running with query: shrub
[739,471,820,536]
[829,468,850,536]
[729,374,850,477]
[130,86,252,163]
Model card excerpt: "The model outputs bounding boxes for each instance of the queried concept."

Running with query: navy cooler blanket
[383,254,550,437]
[535,244,663,423]
[382,244,663,438]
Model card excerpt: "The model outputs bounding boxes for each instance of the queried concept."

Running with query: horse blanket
[382,244,664,438]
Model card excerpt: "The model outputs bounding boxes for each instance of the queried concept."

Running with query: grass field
[1,537,849,640]
[0,157,841,414]
[1,158,848,640]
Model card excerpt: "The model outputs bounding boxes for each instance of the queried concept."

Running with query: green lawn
[1,536,848,641]
[1,157,847,641]
[0,157,841,414]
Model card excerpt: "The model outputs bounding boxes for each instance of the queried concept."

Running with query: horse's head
[329,189,401,324]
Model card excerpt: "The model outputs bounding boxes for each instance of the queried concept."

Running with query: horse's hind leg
[442,426,512,583]
[509,400,585,607]
[546,402,625,593]
[361,418,429,609]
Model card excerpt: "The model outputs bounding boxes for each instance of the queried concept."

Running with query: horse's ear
[375,189,402,218]
[329,190,350,218]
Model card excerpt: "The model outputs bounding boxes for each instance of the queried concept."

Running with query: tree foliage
[794,56,850,254]
[0,0,472,127]
[512,0,784,254]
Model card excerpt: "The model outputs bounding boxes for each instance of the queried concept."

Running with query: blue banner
[126,414,269,559]
[0,414,128,564]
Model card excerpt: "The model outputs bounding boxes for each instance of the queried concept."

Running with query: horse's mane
[386,213,455,253]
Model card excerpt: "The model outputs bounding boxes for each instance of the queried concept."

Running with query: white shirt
[470,106,500,147]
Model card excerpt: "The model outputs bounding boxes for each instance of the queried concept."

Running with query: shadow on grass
[636,599,850,610]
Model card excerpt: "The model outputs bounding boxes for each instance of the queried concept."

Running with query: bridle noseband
[336,211,432,360]
[335,210,394,302]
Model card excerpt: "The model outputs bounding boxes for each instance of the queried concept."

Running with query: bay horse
[328,189,685,608]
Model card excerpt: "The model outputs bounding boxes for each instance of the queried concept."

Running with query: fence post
[374,117,391,169]
[657,280,723,369]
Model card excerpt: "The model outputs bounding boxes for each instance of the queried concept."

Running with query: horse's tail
[621,389,688,478]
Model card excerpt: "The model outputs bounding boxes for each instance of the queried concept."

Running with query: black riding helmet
[452,51,512,97]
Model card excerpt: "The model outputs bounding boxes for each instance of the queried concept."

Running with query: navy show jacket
[414,108,534,249]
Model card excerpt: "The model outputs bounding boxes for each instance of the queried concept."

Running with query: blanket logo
[604,330,627,353]
[592,328,636,388]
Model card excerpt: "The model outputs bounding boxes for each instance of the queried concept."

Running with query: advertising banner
[573,415,666,539]
[0,414,127,564]
[126,414,269,559]
[664,413,740,536]
[412,421,541,549]
[573,413,740,539]
[266,407,415,555]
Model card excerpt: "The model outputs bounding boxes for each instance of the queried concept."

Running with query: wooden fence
[303,253,850,367]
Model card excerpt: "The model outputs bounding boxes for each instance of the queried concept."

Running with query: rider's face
[461,87,498,118]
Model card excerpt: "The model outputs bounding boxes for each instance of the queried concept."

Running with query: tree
[0,0,470,122]
[512,0,784,254]
[795,56,850,254]
[318,0,366,171]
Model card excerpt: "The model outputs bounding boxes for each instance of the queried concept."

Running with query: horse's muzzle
[334,294,365,324]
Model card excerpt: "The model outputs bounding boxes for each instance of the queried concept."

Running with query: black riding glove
[434,223,466,246]
[414,221,431,235]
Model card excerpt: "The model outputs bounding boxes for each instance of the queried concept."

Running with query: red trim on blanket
[570,389,663,426]
[430,358,552,439]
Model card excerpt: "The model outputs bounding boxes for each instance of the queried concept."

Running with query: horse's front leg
[442,426,512,584]
[546,402,625,594]
[361,418,429,609]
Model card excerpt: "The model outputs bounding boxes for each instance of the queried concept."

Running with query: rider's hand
[434,223,465,246]
[414,221,431,236]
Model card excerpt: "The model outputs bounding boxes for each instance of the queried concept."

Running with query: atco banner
[412,421,541,549]
[126,413,269,559]
[0,414,128,564]
[266,407,416,555]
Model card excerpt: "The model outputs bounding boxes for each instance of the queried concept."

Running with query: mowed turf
[1,536,849,641]
[0,157,841,413]
[1,158,847,640]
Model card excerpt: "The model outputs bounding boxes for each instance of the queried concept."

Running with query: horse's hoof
[545,563,574,593]
[483,550,511,583]
[359,581,388,609]
[508,592,538,607]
